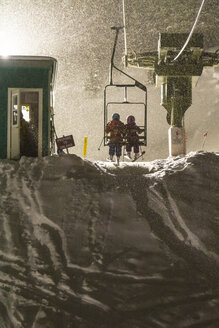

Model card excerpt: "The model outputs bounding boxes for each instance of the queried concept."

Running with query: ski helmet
[112,113,120,120]
[127,115,135,124]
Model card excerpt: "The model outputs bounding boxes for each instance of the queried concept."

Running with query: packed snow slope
[0,151,219,328]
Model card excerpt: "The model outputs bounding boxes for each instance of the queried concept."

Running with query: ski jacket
[105,119,125,143]
[125,122,141,144]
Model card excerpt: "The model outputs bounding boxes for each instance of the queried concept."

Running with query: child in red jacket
[105,113,125,162]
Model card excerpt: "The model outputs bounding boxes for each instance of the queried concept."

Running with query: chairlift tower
[126,33,219,156]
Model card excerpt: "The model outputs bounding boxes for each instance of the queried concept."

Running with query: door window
[12,94,18,126]
[20,91,39,157]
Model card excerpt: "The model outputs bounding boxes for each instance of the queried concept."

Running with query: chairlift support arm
[109,27,146,92]
[104,27,148,148]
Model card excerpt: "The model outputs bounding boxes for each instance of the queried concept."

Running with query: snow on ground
[0,151,219,327]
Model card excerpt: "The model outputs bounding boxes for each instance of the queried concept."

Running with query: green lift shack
[0,56,57,159]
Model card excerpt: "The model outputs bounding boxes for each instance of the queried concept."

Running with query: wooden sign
[56,135,75,150]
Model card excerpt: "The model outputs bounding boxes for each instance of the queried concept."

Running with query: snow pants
[109,143,122,157]
[126,143,139,154]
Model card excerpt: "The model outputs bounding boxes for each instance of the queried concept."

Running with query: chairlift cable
[122,0,128,66]
[173,0,206,61]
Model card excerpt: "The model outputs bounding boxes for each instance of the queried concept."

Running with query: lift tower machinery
[126,33,219,156]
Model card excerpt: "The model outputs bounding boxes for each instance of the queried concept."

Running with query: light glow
[22,106,30,122]
[0,30,21,57]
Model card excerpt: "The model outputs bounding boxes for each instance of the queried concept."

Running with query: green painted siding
[0,66,52,158]
[0,88,8,158]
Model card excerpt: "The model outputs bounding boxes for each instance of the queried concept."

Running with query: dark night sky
[0,0,218,160]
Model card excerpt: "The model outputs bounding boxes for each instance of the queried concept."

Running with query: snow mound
[0,151,218,327]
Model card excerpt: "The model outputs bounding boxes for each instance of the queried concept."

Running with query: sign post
[83,137,88,157]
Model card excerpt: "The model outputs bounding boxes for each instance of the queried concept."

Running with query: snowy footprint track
[0,158,110,327]
[0,152,219,327]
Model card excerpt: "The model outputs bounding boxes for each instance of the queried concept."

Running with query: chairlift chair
[104,83,147,146]
[104,26,148,148]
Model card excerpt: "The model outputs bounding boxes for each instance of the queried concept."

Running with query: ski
[132,151,145,162]
[106,158,115,162]
[106,158,120,166]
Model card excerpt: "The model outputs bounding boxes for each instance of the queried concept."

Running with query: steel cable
[173,0,206,61]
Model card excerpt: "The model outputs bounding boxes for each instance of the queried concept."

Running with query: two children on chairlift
[105,112,142,162]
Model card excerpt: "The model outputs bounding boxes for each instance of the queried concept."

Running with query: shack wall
[0,66,51,158]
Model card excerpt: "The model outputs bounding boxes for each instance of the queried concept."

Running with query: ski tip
[131,151,146,162]
[106,158,115,162]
